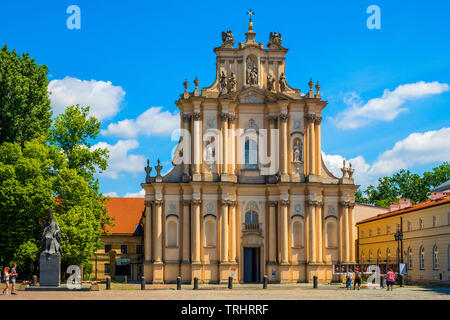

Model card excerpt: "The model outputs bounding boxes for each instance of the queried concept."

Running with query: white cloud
[323,127,450,188]
[48,76,125,121]
[124,189,145,198]
[91,139,146,179]
[333,81,449,129]
[101,106,179,138]
[103,192,118,197]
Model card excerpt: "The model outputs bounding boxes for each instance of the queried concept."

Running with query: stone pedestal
[39,253,60,287]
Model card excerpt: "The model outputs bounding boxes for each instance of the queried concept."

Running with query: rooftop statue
[279,73,287,92]
[41,209,62,256]
[221,30,235,48]
[268,32,283,49]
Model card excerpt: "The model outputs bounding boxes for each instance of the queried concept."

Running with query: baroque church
[141,20,358,284]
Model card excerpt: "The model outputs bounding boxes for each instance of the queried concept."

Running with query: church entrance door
[243,247,260,283]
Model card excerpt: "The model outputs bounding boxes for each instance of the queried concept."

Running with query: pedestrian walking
[2,267,10,295]
[385,268,395,291]
[345,273,352,290]
[10,264,18,295]
[353,271,361,290]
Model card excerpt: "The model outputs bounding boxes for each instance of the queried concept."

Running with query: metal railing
[243,222,262,232]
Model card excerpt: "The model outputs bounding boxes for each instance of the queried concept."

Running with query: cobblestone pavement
[1,283,449,300]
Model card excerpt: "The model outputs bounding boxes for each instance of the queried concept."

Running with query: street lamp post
[394,217,404,286]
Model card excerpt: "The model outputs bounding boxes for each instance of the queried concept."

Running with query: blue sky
[1,0,449,196]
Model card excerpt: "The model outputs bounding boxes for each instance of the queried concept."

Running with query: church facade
[141,21,358,284]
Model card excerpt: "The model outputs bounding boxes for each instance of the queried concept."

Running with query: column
[182,113,192,178]
[154,200,163,263]
[193,112,202,177]
[349,203,355,263]
[221,200,229,262]
[279,113,288,177]
[229,201,236,262]
[314,116,322,176]
[144,200,152,262]
[268,201,277,262]
[228,114,236,176]
[280,200,289,264]
[307,114,316,175]
[191,199,201,263]
[182,200,190,263]
[338,207,343,262]
[221,113,228,175]
[308,200,316,263]
[342,202,350,263]
[316,202,323,263]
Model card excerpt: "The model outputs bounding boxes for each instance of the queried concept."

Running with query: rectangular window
[104,263,110,274]
[377,227,381,235]
[136,245,143,254]
[121,245,128,254]
[386,226,391,234]
[104,244,111,253]
[419,218,424,230]
[433,216,438,227]
[407,221,411,232]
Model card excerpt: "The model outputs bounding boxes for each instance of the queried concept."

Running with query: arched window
[386,248,391,263]
[326,220,337,248]
[433,245,439,270]
[419,246,425,269]
[369,250,373,263]
[244,138,258,169]
[166,218,178,247]
[377,249,382,263]
[407,247,412,269]
[245,211,259,223]
[204,217,216,247]
[291,218,304,248]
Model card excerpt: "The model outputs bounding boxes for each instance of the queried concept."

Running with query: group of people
[345,268,396,291]
[2,264,18,295]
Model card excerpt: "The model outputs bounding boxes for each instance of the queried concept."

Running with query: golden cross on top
[247,9,255,22]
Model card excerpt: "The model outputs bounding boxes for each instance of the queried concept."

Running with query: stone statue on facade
[221,30,235,48]
[41,209,62,256]
[219,71,228,95]
[267,74,275,91]
[293,140,302,162]
[279,73,287,92]
[268,32,283,49]
[246,57,258,85]
[228,72,237,92]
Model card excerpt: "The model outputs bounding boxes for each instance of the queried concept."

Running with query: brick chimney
[431,192,448,200]
[398,198,412,209]
[389,202,400,212]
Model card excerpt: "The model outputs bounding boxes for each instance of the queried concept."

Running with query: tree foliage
[0,45,52,145]
[356,162,450,207]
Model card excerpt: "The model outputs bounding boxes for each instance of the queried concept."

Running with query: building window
[104,244,111,253]
[419,246,425,270]
[407,247,412,269]
[377,249,382,263]
[419,218,424,230]
[377,227,381,235]
[369,229,372,237]
[448,245,450,271]
[407,221,411,232]
[396,223,400,232]
[433,245,439,270]
[369,250,373,262]
[104,263,110,274]
[244,138,258,169]
[325,220,337,248]
[433,216,438,227]
[386,248,391,263]
[386,226,391,234]
[136,245,143,254]
[361,230,365,238]
[121,245,128,254]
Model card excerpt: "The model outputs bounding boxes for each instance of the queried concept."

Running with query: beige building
[357,194,450,283]
[140,21,360,284]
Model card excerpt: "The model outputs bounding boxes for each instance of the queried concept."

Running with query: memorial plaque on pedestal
[40,253,60,287]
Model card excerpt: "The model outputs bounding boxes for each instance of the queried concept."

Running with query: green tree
[356,162,450,208]
[0,45,52,144]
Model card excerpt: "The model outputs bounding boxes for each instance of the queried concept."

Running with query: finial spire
[246,9,255,30]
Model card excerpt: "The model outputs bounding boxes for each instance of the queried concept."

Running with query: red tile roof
[104,197,145,234]
[357,195,450,225]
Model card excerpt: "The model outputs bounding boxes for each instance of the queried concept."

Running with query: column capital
[220,112,229,121]
[191,199,202,205]
[182,113,192,121]
[279,112,289,123]
[340,200,354,208]
[221,199,230,206]
[314,115,323,125]
[305,113,316,123]
[268,200,278,207]
[279,200,290,207]
[228,113,237,123]
[154,200,164,206]
[192,112,201,121]
[308,199,320,207]
[145,200,153,207]
[227,200,237,207]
